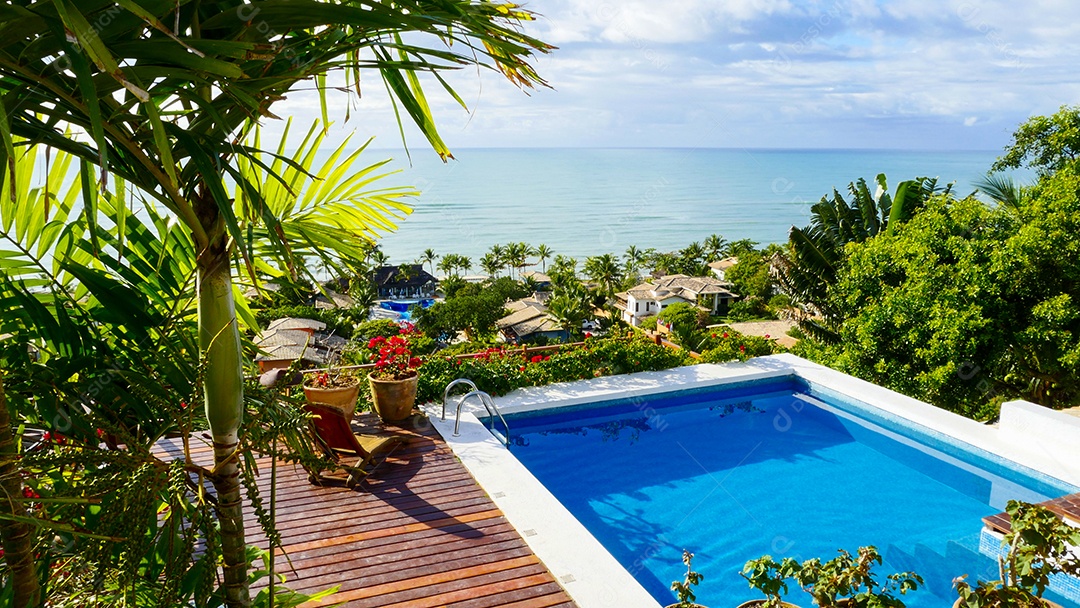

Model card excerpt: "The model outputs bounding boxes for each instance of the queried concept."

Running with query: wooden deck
[983,492,1080,535]
[156,414,577,608]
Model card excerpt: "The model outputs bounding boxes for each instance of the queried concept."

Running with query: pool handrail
[452,389,511,447]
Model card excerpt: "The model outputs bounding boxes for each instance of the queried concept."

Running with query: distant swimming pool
[499,377,1080,607]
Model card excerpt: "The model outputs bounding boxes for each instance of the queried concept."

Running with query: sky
[268,0,1080,153]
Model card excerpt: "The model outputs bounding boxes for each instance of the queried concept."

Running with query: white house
[614,274,738,327]
[707,256,739,281]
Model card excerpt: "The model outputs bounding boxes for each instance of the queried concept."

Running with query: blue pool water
[499,377,1080,607]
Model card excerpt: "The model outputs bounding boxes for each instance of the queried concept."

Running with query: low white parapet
[999,400,1080,481]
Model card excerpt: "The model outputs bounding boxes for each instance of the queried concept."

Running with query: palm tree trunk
[0,373,41,608]
[198,242,250,608]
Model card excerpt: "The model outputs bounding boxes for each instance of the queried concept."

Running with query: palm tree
[535,244,553,272]
[548,283,592,340]
[704,234,728,262]
[480,253,502,278]
[0,3,550,605]
[584,254,623,297]
[488,244,506,278]
[506,242,529,279]
[420,248,439,276]
[454,255,473,277]
[436,255,456,278]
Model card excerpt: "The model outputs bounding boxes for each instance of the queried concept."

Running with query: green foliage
[795,546,922,608]
[774,174,951,342]
[657,303,706,348]
[414,336,691,405]
[725,245,782,303]
[992,105,1080,176]
[741,555,801,607]
[639,316,659,331]
[817,174,1080,416]
[954,501,1080,606]
[728,297,770,321]
[697,330,779,362]
[670,550,704,608]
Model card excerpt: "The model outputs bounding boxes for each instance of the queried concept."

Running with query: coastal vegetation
[0,1,551,606]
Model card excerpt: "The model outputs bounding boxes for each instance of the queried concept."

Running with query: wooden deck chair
[304,402,406,488]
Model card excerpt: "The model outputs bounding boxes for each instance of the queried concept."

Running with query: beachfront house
[497,296,569,344]
[707,256,739,280]
[373,264,438,301]
[615,274,738,327]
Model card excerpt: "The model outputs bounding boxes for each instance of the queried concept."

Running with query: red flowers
[368,333,421,380]
[739,345,746,353]
[22,486,39,499]
[723,332,729,339]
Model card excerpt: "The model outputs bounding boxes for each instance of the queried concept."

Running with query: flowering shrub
[303,369,358,389]
[414,335,691,404]
[367,325,422,380]
[696,329,778,363]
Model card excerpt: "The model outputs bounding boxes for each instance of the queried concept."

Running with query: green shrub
[639,316,658,331]
[414,336,691,404]
[697,329,778,363]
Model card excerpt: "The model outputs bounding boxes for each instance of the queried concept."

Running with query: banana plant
[775,174,950,343]
[0,3,551,606]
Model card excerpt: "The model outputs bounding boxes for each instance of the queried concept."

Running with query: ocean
[362,148,1009,266]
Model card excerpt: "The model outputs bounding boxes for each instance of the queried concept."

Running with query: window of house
[635,302,639,312]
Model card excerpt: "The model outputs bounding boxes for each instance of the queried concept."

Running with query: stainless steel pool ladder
[441,379,511,447]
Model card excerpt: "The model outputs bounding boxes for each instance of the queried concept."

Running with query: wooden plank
[156,413,578,607]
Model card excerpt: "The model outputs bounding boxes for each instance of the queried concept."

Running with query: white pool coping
[422,354,1080,608]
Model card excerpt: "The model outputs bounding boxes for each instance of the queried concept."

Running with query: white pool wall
[424,353,1080,608]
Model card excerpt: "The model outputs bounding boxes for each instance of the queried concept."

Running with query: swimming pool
[495,376,1080,607]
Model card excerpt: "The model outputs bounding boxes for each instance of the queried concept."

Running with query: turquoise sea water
[504,378,1079,607]
[370,148,1011,266]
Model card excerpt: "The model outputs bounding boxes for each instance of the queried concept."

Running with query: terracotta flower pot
[368,371,419,422]
[953,599,1063,608]
[304,376,361,420]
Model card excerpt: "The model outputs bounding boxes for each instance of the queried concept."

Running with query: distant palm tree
[534,244,553,272]
[420,248,438,275]
[704,234,728,262]
[584,253,623,297]
[506,242,529,279]
[480,253,502,278]
[453,254,472,276]
[488,244,505,277]
[370,248,390,268]
[548,283,591,340]
[436,256,456,278]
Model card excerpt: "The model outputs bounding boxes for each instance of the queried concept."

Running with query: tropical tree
[991,105,1080,176]
[774,174,950,342]
[505,241,529,278]
[420,248,439,275]
[704,234,728,261]
[480,252,502,277]
[584,253,623,297]
[534,244,553,272]
[0,3,550,606]
[488,244,506,277]
[437,255,457,278]
[452,254,473,276]
[548,282,592,339]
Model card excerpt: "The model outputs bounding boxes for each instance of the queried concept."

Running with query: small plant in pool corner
[953,500,1080,608]
[795,546,922,607]
[740,555,802,608]
[668,550,706,608]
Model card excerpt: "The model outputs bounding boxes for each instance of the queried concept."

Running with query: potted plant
[954,500,1080,608]
[303,367,361,420]
[740,555,803,608]
[668,550,706,608]
[795,546,922,607]
[366,332,422,422]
